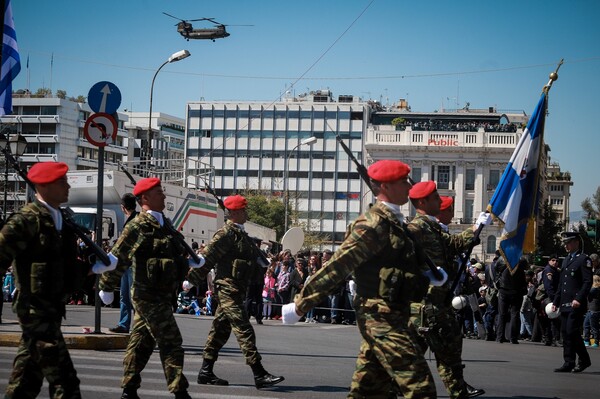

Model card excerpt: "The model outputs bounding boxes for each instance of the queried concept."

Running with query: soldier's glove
[91,253,118,274]
[282,302,303,324]
[475,212,493,228]
[424,267,448,287]
[99,290,114,306]
[188,256,206,268]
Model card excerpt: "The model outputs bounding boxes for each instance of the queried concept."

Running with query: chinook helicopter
[163,13,251,41]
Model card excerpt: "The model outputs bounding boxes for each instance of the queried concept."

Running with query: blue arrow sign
[88,81,122,114]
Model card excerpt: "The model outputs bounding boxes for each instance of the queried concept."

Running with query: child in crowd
[262,269,276,319]
[176,281,196,315]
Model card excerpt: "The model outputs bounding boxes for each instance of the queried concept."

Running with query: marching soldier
[187,194,284,389]
[0,162,108,398]
[552,232,593,373]
[282,160,445,399]
[98,177,198,399]
[407,184,490,399]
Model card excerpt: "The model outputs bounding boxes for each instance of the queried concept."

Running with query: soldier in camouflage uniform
[97,177,196,399]
[0,162,99,399]
[187,194,284,389]
[283,160,444,399]
[407,182,489,399]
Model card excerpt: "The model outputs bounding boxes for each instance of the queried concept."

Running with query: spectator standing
[289,258,307,305]
[552,232,593,373]
[495,256,527,344]
[262,268,276,319]
[540,256,561,346]
[109,192,138,334]
[520,270,536,340]
[275,261,291,318]
[3,266,15,302]
[585,275,600,347]
[583,253,599,345]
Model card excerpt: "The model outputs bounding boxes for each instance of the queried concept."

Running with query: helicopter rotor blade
[189,17,215,22]
[163,12,185,21]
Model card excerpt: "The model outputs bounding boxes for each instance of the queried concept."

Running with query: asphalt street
[0,303,599,398]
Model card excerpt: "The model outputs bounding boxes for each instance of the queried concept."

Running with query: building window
[489,170,500,190]
[412,167,421,183]
[438,165,450,189]
[465,168,475,190]
[486,235,497,254]
[464,199,474,223]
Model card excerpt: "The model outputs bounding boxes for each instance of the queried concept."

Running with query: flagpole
[543,59,563,94]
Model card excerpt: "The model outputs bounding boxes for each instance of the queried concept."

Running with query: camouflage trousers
[123,295,189,393]
[5,312,81,399]
[203,283,261,366]
[349,298,436,399]
[410,302,467,399]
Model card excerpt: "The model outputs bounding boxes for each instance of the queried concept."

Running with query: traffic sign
[87,81,122,114]
[84,113,117,147]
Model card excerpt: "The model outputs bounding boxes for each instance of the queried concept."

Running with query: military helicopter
[163,13,251,41]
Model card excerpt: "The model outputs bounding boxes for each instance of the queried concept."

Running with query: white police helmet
[451,295,469,310]
[545,302,560,319]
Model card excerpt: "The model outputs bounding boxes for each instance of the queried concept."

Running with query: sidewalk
[0,304,129,350]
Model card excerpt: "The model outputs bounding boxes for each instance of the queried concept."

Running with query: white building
[0,95,129,217]
[185,90,369,244]
[366,101,535,261]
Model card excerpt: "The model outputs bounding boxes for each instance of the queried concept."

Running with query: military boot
[121,387,140,399]
[197,359,229,385]
[251,362,285,389]
[465,383,485,398]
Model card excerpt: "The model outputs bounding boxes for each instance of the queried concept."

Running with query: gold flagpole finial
[543,59,564,94]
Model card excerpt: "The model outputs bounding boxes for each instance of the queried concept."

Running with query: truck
[66,170,224,247]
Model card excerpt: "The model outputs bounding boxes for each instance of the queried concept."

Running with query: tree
[391,117,406,129]
[34,87,51,97]
[56,89,67,99]
[536,199,564,257]
[581,186,600,218]
[244,191,285,239]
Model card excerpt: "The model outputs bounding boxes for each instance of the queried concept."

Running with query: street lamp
[284,136,317,231]
[0,131,27,221]
[145,49,191,170]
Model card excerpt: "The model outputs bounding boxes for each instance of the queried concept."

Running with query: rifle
[334,134,443,280]
[201,179,270,268]
[118,163,200,264]
[0,147,110,265]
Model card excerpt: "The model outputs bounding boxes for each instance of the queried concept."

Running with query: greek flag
[488,92,547,273]
[1,0,21,116]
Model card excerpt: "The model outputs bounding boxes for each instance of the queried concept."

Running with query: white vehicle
[66,170,224,246]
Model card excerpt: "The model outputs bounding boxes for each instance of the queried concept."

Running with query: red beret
[439,196,454,211]
[27,162,68,184]
[409,181,437,199]
[367,160,410,182]
[224,194,247,210]
[133,177,161,196]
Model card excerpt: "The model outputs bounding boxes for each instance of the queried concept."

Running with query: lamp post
[145,49,191,172]
[284,136,317,232]
[0,131,27,221]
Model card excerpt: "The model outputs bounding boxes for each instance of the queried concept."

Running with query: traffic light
[586,219,598,240]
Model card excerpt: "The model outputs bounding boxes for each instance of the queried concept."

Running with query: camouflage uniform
[407,214,474,399]
[294,201,436,399]
[0,200,84,399]
[188,220,264,366]
[99,212,190,393]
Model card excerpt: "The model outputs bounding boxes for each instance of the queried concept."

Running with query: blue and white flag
[0,0,21,116]
[488,92,547,273]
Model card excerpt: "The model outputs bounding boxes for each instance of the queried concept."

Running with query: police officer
[0,162,107,398]
[98,177,197,398]
[407,183,489,399]
[552,232,593,373]
[540,255,561,346]
[187,194,284,389]
[282,160,444,399]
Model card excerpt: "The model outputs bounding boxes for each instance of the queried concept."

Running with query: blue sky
[10,0,600,213]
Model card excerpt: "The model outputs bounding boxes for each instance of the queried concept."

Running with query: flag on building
[488,92,547,273]
[0,0,21,116]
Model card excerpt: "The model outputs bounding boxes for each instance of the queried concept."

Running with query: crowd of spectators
[454,252,600,349]
[402,120,519,133]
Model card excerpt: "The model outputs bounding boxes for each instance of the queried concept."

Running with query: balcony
[366,125,521,150]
